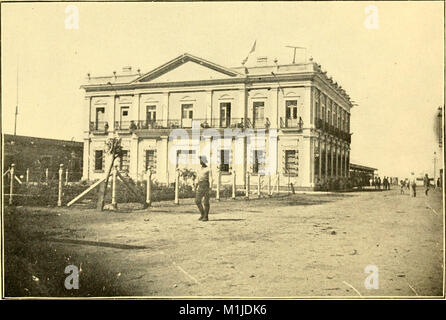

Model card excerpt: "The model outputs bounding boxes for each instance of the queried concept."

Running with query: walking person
[400,179,405,194]
[423,173,430,196]
[377,176,382,190]
[195,156,211,222]
[410,172,417,197]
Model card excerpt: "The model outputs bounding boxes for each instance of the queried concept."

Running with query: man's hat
[199,155,208,164]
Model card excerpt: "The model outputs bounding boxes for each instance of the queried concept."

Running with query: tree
[97,137,123,211]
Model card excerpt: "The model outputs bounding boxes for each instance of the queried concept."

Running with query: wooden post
[216,167,221,201]
[9,164,15,205]
[111,165,118,210]
[257,174,261,198]
[26,168,30,185]
[57,164,63,207]
[146,168,152,207]
[174,169,180,205]
[232,169,236,199]
[245,171,250,199]
[45,168,49,184]
[268,174,272,196]
[65,168,69,186]
[276,173,280,194]
[288,172,291,194]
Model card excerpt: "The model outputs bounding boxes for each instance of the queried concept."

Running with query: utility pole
[286,45,307,64]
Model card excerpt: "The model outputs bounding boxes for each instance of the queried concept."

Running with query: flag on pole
[242,40,256,65]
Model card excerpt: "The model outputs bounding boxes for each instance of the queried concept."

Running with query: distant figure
[400,180,405,194]
[383,177,388,190]
[423,174,430,196]
[369,178,373,187]
[437,177,441,189]
[377,177,382,190]
[410,172,417,197]
[374,177,378,189]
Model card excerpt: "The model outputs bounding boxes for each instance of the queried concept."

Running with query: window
[253,101,265,128]
[95,107,105,129]
[94,150,103,171]
[219,149,231,173]
[286,100,298,119]
[118,150,130,172]
[181,104,193,128]
[284,150,298,176]
[252,149,265,174]
[177,149,196,167]
[146,106,156,122]
[145,150,157,173]
[181,104,193,119]
[220,103,231,128]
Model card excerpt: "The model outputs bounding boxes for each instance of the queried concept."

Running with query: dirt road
[4,188,444,297]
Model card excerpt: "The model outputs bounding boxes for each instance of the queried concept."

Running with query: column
[84,96,92,133]
[300,136,312,187]
[205,90,213,123]
[317,137,322,182]
[110,94,117,131]
[82,138,90,180]
[162,92,169,127]
[82,96,92,181]
[133,93,141,123]
[269,87,279,129]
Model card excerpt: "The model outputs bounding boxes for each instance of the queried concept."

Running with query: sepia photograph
[1,0,444,302]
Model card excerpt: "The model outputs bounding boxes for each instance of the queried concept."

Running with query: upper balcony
[314,118,351,143]
[89,118,275,134]
[280,117,303,131]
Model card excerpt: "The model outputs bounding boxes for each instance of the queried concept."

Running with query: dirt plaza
[4,188,444,298]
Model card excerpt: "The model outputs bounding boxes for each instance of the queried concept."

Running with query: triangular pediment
[134,53,242,83]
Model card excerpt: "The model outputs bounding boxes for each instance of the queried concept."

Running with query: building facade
[81,53,353,190]
[3,134,83,181]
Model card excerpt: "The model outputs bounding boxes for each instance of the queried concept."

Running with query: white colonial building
[81,53,353,190]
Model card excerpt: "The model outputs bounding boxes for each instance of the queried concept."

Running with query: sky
[1,1,444,178]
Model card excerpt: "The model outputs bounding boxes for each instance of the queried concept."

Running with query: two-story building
[81,53,353,190]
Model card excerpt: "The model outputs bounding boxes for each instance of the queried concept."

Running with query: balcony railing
[91,118,277,132]
[90,121,109,133]
[280,117,303,130]
[115,121,132,130]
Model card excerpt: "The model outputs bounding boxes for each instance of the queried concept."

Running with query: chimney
[256,56,268,66]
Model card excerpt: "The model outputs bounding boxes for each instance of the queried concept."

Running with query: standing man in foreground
[195,156,211,222]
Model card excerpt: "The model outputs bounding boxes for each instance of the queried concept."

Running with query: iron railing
[90,121,109,132]
[280,117,303,130]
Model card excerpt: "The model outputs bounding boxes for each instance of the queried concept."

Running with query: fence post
[276,173,280,194]
[174,169,180,205]
[245,171,250,199]
[232,169,236,199]
[268,174,272,196]
[65,168,69,186]
[45,168,49,184]
[216,167,221,201]
[26,168,30,185]
[9,164,15,205]
[146,168,152,207]
[58,164,63,207]
[257,174,261,198]
[111,165,118,210]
